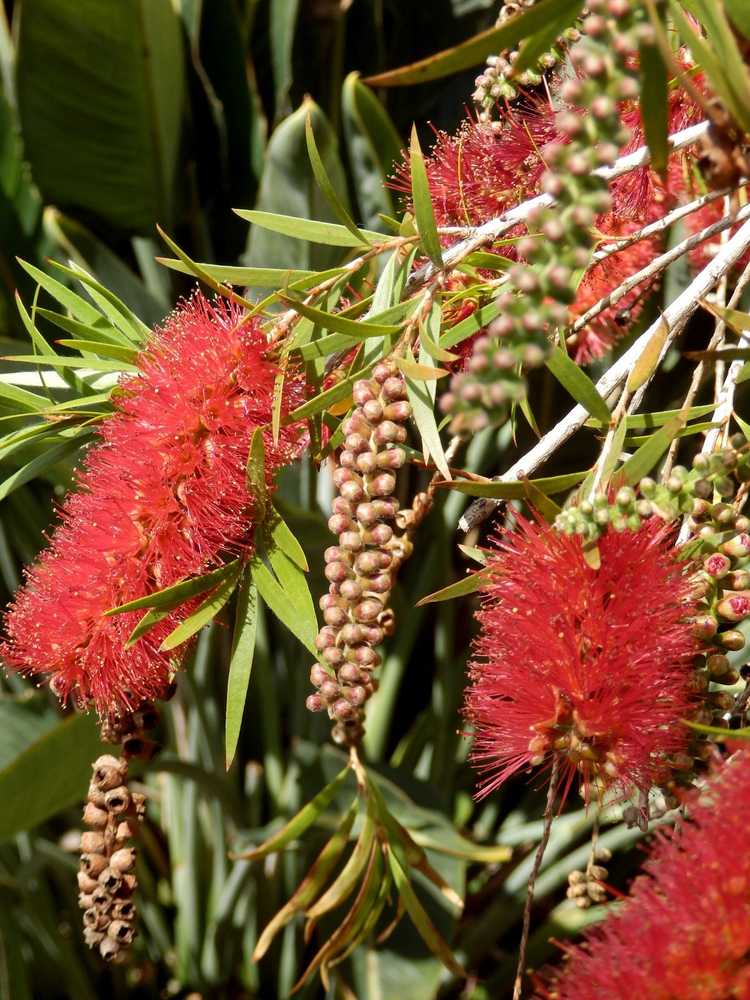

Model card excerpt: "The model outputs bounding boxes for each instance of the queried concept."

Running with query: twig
[569,202,750,338]
[460,214,750,532]
[513,757,561,1000]
[409,121,710,289]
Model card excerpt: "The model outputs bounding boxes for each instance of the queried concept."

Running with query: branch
[410,121,711,288]
[569,202,750,338]
[459,213,750,533]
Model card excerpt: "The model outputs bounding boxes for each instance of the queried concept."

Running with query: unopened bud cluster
[473,0,581,115]
[557,443,750,542]
[445,0,645,435]
[78,754,144,962]
[566,845,612,909]
[307,361,413,746]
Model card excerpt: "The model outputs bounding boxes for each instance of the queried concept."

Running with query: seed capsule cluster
[306,361,412,747]
[445,0,645,436]
[78,754,144,962]
[566,846,612,909]
[473,0,580,115]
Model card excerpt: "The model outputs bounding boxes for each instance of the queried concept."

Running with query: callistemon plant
[465,517,700,805]
[537,750,750,999]
[4,0,750,995]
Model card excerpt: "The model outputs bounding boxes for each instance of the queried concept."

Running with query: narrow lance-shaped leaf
[638,36,669,174]
[160,561,243,651]
[546,346,611,424]
[225,568,259,769]
[409,125,443,267]
[106,559,242,615]
[233,765,352,860]
[306,110,371,246]
[236,209,383,247]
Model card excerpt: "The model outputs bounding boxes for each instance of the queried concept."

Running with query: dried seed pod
[80,831,106,854]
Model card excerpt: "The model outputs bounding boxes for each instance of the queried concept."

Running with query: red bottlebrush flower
[540,750,750,1000]
[465,517,699,803]
[1,292,306,716]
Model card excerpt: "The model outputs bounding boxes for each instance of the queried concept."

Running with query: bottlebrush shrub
[1,292,305,717]
[465,517,700,803]
[539,749,750,999]
[393,70,703,364]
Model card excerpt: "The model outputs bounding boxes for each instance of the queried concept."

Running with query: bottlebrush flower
[1,292,305,717]
[393,75,703,362]
[465,517,699,803]
[539,749,750,999]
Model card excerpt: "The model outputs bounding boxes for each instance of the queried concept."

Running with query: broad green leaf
[514,0,584,75]
[409,126,443,267]
[16,0,185,232]
[546,347,611,424]
[106,559,241,615]
[242,100,359,272]
[225,569,258,769]
[0,434,88,502]
[306,109,370,246]
[727,0,750,37]
[416,567,492,606]
[638,39,669,174]
[404,348,451,479]
[341,72,403,232]
[160,561,242,650]
[443,469,586,499]
[0,712,113,842]
[234,765,351,860]
[238,210,383,249]
[365,0,582,86]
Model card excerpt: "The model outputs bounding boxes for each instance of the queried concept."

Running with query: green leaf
[238,210,382,249]
[251,528,318,653]
[269,509,309,571]
[404,348,451,479]
[638,39,669,174]
[270,0,299,116]
[306,109,370,246]
[242,99,361,272]
[546,347,611,424]
[416,566,492,606]
[306,811,377,921]
[442,298,503,349]
[387,852,466,978]
[156,226,253,311]
[0,435,88,502]
[365,0,582,86]
[726,0,750,37]
[444,469,587,499]
[246,428,268,525]
[47,259,150,343]
[409,126,443,267]
[284,361,377,424]
[618,417,685,485]
[225,569,258,769]
[253,798,359,960]
[125,607,169,648]
[106,559,242,616]
[0,713,114,842]
[160,562,243,651]
[514,0,585,75]
[16,259,103,327]
[3,354,134,374]
[16,0,185,232]
[56,340,140,364]
[157,257,317,287]
[234,765,352,860]
[278,296,401,338]
[341,72,402,232]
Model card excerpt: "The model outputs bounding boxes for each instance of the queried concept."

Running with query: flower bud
[717,595,750,622]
